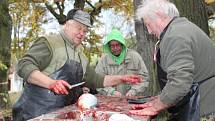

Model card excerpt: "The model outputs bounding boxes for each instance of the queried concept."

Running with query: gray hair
[136,0,179,20]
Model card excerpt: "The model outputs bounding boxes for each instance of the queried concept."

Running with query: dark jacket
[159,17,215,116]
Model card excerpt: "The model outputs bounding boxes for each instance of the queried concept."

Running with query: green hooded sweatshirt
[103,28,127,65]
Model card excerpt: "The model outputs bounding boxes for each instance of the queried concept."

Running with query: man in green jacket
[129,0,215,121]
[95,28,149,97]
[12,9,141,121]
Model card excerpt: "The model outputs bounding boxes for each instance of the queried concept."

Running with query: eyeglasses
[109,43,122,49]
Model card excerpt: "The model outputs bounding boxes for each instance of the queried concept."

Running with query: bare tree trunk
[133,0,160,97]
[0,0,12,109]
[171,0,209,35]
[133,1,168,120]
[45,0,86,25]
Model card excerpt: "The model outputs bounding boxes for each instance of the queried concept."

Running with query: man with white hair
[12,9,142,121]
[129,0,215,121]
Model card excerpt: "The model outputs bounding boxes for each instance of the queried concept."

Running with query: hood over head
[103,28,127,65]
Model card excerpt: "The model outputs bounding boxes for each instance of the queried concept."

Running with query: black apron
[12,43,84,121]
[156,49,200,121]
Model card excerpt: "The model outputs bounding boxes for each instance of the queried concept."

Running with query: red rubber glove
[120,75,142,84]
[49,80,70,95]
[129,96,168,117]
[131,102,153,110]
[129,102,158,117]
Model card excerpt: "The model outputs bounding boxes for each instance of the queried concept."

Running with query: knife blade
[127,96,151,104]
[68,82,85,89]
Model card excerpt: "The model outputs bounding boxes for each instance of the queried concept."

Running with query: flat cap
[66,9,92,27]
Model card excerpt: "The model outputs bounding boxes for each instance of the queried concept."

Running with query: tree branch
[45,2,66,25]
[74,0,85,9]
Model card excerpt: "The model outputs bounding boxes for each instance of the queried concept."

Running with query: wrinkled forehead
[109,40,120,45]
[67,20,89,30]
[142,15,158,26]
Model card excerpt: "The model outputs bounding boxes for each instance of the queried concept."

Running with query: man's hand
[82,87,90,93]
[49,80,70,95]
[120,75,142,84]
[129,102,158,116]
[103,75,142,87]
[129,96,169,117]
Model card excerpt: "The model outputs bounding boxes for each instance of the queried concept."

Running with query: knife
[127,96,152,104]
[68,82,85,89]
